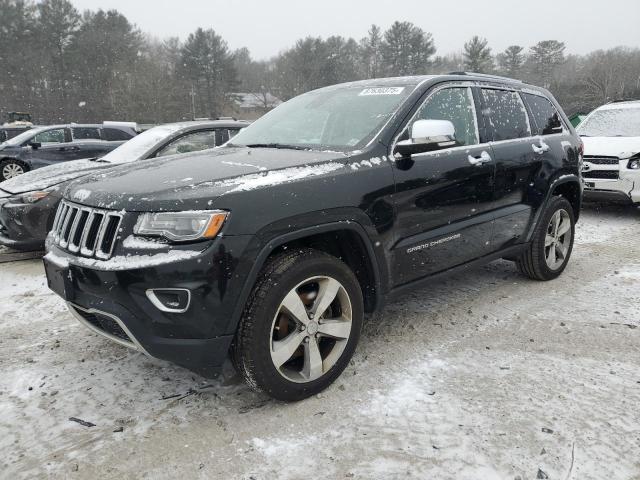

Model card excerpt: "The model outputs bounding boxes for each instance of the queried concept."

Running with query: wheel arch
[227,221,384,335]
[525,173,582,242]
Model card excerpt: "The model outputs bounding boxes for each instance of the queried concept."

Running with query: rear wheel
[232,249,363,401]
[0,159,27,181]
[517,196,575,281]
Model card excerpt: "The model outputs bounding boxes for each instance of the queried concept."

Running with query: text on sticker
[359,87,405,96]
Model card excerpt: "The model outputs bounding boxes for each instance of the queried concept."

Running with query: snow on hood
[582,136,640,159]
[63,146,349,212]
[0,158,109,195]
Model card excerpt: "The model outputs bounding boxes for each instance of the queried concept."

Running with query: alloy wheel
[269,276,353,383]
[2,163,25,179]
[545,209,572,270]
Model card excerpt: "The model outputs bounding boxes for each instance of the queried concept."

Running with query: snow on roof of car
[599,100,640,110]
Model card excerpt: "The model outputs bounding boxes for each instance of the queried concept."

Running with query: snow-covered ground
[1,204,639,479]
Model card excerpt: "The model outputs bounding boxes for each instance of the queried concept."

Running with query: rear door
[390,85,496,285]
[70,127,104,159]
[478,87,540,249]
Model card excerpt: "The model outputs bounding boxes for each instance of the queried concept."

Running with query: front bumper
[44,234,255,377]
[0,192,60,250]
[583,177,637,204]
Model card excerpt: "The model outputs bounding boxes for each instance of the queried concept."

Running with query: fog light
[146,288,191,313]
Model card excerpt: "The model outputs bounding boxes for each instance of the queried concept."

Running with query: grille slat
[53,200,123,259]
[583,170,619,179]
[584,156,620,165]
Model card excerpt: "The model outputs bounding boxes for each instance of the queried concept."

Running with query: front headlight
[628,158,640,170]
[21,191,51,204]
[134,210,228,242]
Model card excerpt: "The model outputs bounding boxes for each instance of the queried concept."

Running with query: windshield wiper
[244,143,309,151]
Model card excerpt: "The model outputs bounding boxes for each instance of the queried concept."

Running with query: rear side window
[410,87,479,146]
[72,127,101,140]
[481,89,531,141]
[523,93,564,135]
[104,128,134,141]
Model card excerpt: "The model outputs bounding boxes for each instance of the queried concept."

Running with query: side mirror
[394,119,457,158]
[29,141,42,150]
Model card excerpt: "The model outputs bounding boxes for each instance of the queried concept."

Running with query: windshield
[2,127,44,146]
[229,85,414,151]
[100,124,185,163]
[577,107,640,137]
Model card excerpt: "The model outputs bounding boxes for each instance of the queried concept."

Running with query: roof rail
[448,71,523,83]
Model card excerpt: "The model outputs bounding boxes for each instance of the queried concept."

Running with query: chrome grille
[52,200,122,259]
[583,170,619,180]
[583,156,620,165]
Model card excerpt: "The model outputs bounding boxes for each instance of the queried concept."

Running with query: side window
[409,87,479,147]
[523,93,564,135]
[33,128,66,144]
[72,127,101,140]
[481,89,531,141]
[104,128,134,141]
[155,130,218,157]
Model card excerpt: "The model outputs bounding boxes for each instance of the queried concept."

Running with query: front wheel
[0,159,28,181]
[232,249,363,401]
[517,196,576,281]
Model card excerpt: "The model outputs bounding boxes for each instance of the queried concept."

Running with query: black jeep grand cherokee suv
[44,74,583,401]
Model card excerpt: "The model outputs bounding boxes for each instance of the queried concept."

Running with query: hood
[0,158,110,195]
[64,146,348,211]
[582,136,640,159]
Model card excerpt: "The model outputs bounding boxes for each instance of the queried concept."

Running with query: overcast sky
[71,0,640,59]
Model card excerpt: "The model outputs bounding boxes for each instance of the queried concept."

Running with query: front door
[23,127,71,168]
[390,86,496,286]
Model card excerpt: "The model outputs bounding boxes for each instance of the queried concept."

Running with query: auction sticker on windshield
[359,87,405,96]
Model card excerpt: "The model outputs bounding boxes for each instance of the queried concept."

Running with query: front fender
[224,216,385,334]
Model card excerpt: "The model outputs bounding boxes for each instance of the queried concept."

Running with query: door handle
[468,151,492,166]
[532,139,550,154]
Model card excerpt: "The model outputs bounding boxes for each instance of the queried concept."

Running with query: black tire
[232,248,363,402]
[516,196,576,281]
[0,159,28,181]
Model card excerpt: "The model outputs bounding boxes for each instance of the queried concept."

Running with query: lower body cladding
[583,174,638,205]
[43,235,254,377]
[0,193,60,250]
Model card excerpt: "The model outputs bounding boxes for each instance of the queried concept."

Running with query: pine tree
[463,36,493,73]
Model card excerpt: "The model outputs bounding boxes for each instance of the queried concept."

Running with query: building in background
[230,92,282,120]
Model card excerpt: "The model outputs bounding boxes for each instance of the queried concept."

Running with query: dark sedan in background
[0,123,139,181]
[0,120,248,250]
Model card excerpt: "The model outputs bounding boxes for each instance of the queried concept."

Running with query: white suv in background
[577,100,640,205]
